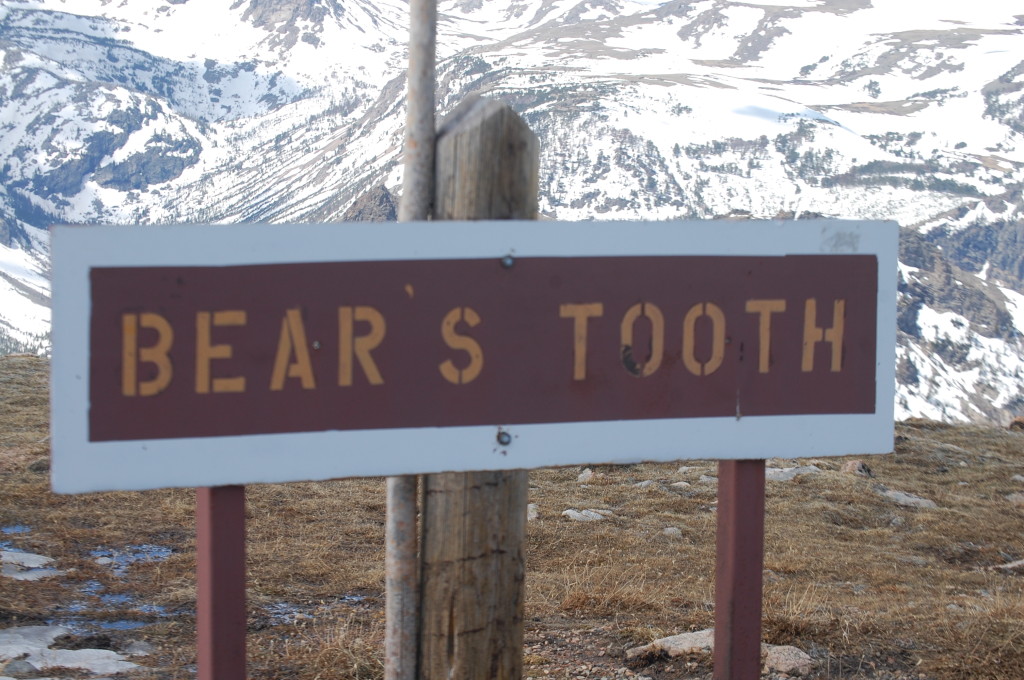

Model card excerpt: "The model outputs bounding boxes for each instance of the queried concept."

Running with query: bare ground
[1,354,1023,679]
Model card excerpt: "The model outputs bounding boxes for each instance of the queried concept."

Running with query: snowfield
[1,0,1023,422]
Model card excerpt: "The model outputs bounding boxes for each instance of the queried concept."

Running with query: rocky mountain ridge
[1,0,1023,422]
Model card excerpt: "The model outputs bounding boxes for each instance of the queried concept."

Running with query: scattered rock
[1011,474,1024,483]
[763,645,814,676]
[699,475,717,484]
[633,480,658,489]
[123,640,156,656]
[26,459,48,474]
[627,629,814,675]
[669,481,691,489]
[930,443,970,461]
[625,629,713,659]
[662,527,682,538]
[841,460,874,477]
[765,465,821,482]
[877,487,937,509]
[677,466,698,474]
[577,468,595,483]
[53,632,114,650]
[561,509,612,522]
[527,504,539,521]
[1006,492,1024,508]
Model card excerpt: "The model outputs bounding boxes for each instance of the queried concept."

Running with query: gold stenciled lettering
[121,312,174,397]
[195,310,247,394]
[339,306,386,386]
[270,308,316,390]
[439,307,484,385]
[620,302,664,377]
[559,302,604,381]
[745,299,786,373]
[802,298,846,372]
[682,303,726,376]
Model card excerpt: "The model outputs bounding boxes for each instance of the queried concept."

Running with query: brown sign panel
[89,254,876,442]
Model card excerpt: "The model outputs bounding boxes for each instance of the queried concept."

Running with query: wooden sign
[51,220,896,493]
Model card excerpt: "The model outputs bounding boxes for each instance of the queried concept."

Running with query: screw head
[501,255,515,269]
[496,431,512,446]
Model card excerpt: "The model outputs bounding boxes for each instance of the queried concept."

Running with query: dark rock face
[0,208,31,249]
[925,209,1024,289]
[235,0,346,49]
[341,185,397,222]
[93,136,202,191]
[901,228,1016,342]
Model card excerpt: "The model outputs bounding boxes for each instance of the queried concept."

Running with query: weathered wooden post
[418,95,538,680]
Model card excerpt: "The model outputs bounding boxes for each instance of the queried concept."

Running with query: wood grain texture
[419,470,528,680]
[434,95,539,221]
[419,96,537,680]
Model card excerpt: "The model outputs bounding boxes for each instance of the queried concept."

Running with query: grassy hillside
[1,354,1022,679]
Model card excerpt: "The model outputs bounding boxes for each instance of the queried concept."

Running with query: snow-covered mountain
[1,0,1023,422]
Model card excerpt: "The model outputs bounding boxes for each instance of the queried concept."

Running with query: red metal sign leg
[714,460,765,680]
[197,485,247,680]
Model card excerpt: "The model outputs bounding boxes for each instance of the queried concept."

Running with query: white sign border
[51,219,897,493]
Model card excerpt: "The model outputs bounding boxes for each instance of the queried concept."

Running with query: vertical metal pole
[714,460,765,680]
[388,2,436,680]
[196,485,247,680]
[386,476,421,680]
[398,0,437,222]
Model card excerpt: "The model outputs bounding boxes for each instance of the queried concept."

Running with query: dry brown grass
[2,354,1024,679]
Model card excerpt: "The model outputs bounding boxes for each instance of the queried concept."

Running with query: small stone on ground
[625,629,713,659]
[626,629,815,676]
[561,509,612,521]
[124,640,155,656]
[877,487,937,508]
[765,465,821,482]
[841,460,874,477]
[764,645,814,676]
